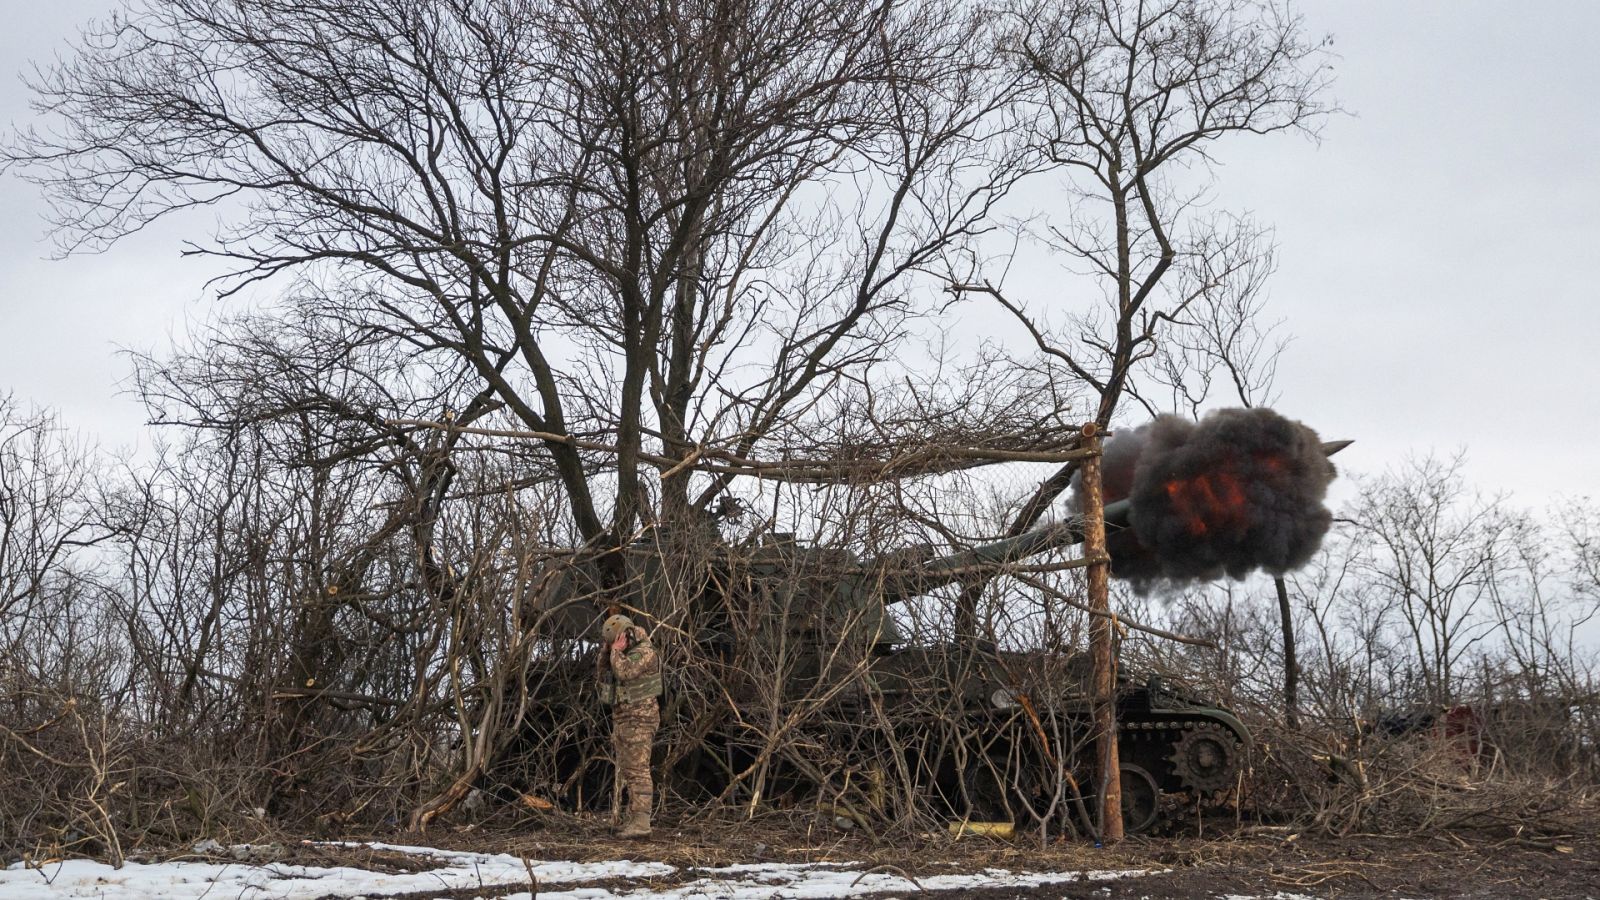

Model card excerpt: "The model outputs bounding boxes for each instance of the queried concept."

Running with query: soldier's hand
[611,633,629,652]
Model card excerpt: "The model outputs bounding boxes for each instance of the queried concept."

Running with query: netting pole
[1080,422,1123,844]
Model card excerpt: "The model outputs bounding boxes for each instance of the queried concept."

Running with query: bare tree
[0,395,108,655]
[6,0,1050,562]
[942,0,1330,636]
[1352,454,1512,706]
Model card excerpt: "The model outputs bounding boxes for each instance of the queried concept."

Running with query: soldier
[596,613,662,838]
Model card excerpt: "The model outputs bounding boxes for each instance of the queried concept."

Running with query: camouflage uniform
[599,623,661,837]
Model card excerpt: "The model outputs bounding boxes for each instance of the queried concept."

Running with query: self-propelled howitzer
[511,419,1349,833]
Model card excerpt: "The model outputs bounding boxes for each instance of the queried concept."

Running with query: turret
[538,412,1348,644]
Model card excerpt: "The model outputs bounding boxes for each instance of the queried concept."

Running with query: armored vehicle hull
[499,640,1246,835]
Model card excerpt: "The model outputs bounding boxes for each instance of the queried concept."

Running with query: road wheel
[1119,763,1161,834]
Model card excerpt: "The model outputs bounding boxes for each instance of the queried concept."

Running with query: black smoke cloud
[1077,408,1338,592]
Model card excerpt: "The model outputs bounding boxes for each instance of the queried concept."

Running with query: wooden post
[1080,422,1123,844]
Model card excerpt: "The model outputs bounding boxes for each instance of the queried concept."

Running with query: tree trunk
[1275,575,1300,731]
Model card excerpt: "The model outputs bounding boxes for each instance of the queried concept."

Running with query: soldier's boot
[617,794,652,839]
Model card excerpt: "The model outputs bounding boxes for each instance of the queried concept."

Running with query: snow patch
[0,841,1151,899]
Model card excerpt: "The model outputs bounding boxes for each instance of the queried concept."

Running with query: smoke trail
[1079,408,1338,591]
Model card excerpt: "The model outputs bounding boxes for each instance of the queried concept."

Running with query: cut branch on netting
[386,418,1094,482]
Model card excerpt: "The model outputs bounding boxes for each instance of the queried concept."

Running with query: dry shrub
[1243,712,1600,839]
[2,679,159,863]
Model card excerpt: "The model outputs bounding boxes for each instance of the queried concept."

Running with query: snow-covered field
[1,842,1152,899]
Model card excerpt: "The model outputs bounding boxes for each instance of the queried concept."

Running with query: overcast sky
[2,1,1597,510]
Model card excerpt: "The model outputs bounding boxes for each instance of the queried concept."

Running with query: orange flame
[1162,453,1285,537]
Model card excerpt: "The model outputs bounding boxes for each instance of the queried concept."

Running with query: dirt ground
[291,815,1600,900]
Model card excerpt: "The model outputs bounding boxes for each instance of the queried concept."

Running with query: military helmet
[600,613,634,644]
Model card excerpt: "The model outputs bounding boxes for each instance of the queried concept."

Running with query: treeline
[4,393,1598,858]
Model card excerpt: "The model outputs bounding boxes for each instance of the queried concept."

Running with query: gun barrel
[877,499,1130,603]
